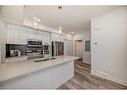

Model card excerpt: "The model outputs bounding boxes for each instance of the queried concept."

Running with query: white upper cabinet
[27,29,35,40]
[41,31,51,44]
[51,33,63,42]
[33,31,42,40]
[7,24,51,45]
[19,28,28,44]
[27,30,42,41]
[7,24,20,44]
[7,24,28,44]
[64,40,73,56]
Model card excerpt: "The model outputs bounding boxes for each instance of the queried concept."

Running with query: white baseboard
[91,70,127,86]
[107,75,127,86]
[91,70,107,79]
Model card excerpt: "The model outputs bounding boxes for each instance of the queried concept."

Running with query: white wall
[63,33,73,40]
[91,7,127,86]
[73,31,90,40]
[73,31,91,64]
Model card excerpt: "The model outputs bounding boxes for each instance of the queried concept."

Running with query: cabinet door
[51,33,63,42]
[7,25,20,44]
[51,33,59,41]
[0,20,6,44]
[33,31,42,40]
[53,62,74,88]
[42,32,51,44]
[64,40,73,56]
[27,31,42,40]
[19,28,27,44]
[27,31,35,40]
[1,68,53,89]
[58,34,63,42]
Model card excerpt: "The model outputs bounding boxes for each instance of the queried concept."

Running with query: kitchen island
[0,56,78,89]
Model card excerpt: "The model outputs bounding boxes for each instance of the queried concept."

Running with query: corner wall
[91,7,127,86]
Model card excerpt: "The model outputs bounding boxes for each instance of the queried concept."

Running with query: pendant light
[33,17,40,29]
[58,6,62,34]
[59,26,62,34]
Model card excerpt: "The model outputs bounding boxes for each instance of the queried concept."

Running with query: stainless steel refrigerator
[52,41,64,56]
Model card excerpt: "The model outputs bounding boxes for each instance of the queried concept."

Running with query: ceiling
[24,6,120,34]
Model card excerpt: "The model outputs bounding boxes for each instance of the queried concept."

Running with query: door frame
[75,40,84,58]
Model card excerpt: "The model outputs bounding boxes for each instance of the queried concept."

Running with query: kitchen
[0,5,127,89]
[0,6,78,89]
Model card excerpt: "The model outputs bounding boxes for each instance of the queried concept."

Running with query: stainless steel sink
[34,57,56,62]
[34,59,43,62]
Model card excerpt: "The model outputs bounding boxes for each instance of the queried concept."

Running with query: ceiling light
[58,6,62,35]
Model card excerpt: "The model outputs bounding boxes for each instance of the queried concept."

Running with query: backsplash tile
[6,44,27,58]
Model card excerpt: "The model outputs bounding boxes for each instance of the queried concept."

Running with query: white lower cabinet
[1,61,74,89]
[52,61,74,88]
[1,68,53,89]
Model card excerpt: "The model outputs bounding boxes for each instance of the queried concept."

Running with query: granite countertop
[0,56,79,82]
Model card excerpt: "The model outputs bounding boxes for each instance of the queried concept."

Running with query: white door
[75,40,83,58]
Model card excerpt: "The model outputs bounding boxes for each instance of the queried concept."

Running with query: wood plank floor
[58,59,127,89]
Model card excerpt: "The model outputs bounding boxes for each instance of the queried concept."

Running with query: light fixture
[32,17,41,29]
[59,26,62,34]
[58,6,62,9]
[71,32,74,35]
[58,6,63,35]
